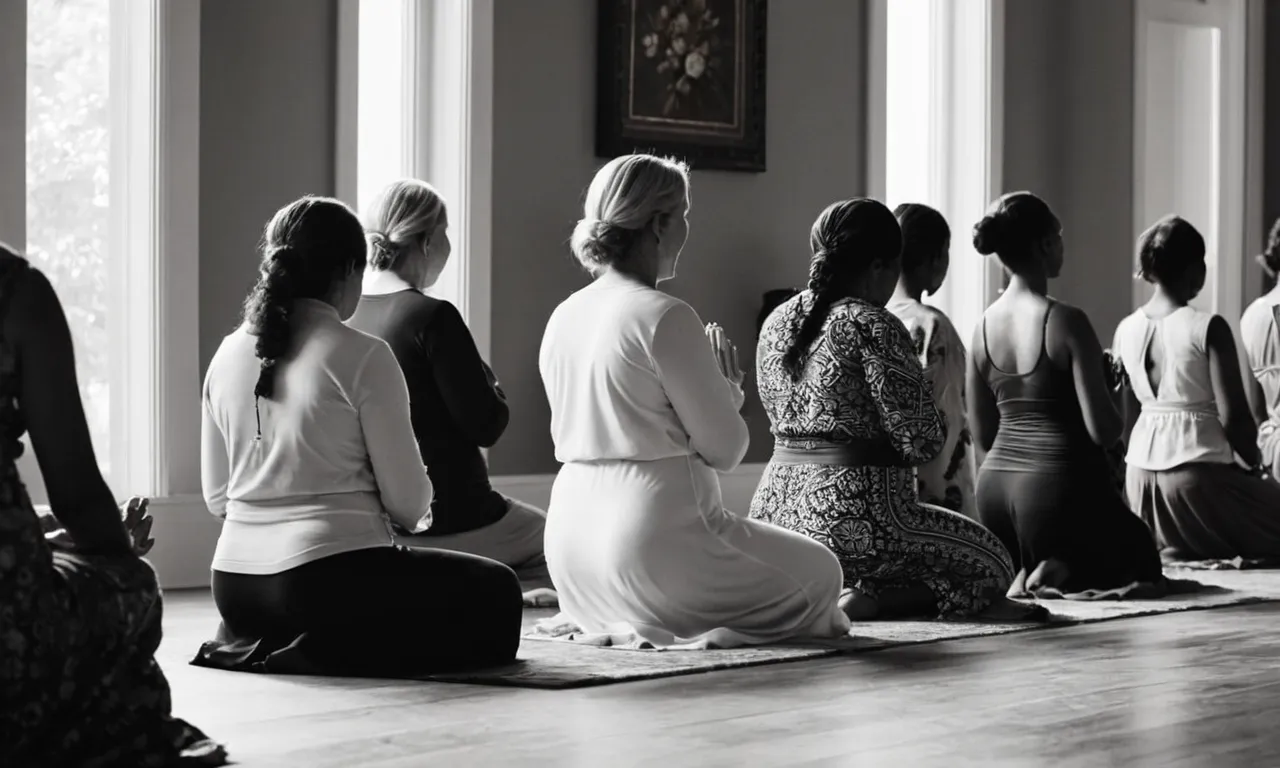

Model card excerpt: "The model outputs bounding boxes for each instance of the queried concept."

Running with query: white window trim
[0,1,203,587]
[1132,0,1248,332]
[335,0,494,361]
[110,0,202,500]
[866,0,1006,342]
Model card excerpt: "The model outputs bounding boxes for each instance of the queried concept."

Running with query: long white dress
[538,271,851,648]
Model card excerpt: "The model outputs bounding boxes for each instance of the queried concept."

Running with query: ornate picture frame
[596,0,768,173]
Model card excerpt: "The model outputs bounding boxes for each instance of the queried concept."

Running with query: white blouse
[201,299,433,575]
[539,271,748,471]
[1113,305,1235,471]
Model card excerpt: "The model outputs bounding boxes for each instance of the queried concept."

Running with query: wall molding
[148,463,769,589]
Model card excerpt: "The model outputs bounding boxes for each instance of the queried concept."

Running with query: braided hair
[241,196,367,436]
[781,199,903,380]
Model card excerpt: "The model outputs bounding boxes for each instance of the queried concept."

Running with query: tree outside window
[24,0,112,500]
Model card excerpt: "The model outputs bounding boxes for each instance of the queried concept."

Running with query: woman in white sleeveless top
[538,155,850,648]
[1114,215,1280,561]
[1241,218,1280,479]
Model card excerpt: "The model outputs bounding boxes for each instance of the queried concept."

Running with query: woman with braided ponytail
[196,196,522,676]
[752,199,1036,622]
[537,154,850,648]
[969,192,1167,599]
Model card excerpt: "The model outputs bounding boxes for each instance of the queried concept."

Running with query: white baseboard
[145,463,768,590]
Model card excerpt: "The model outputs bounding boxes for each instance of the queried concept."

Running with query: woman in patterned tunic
[751,200,1040,622]
[0,245,226,766]
[885,203,976,518]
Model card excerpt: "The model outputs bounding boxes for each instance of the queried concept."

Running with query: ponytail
[781,253,839,380]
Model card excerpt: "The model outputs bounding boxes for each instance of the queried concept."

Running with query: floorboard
[159,590,1280,767]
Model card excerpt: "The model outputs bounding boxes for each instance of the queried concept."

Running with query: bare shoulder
[1048,299,1097,336]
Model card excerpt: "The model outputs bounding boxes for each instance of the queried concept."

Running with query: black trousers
[196,545,523,677]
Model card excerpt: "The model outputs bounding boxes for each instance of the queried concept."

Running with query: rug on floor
[418,570,1280,689]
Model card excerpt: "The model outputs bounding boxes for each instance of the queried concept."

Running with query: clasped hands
[705,322,745,386]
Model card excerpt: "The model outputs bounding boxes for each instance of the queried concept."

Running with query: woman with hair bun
[196,195,522,676]
[538,154,850,648]
[969,192,1166,598]
[1117,215,1280,561]
[752,199,1036,623]
[1242,217,1280,479]
[885,203,977,519]
[348,180,553,604]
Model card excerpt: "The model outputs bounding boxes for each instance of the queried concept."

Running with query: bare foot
[522,588,559,608]
[839,588,880,621]
[976,596,1050,623]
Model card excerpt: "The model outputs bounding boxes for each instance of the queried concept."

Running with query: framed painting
[596,0,768,173]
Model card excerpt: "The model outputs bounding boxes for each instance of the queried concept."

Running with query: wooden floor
[159,591,1280,768]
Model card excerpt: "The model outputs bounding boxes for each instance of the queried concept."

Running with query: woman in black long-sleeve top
[348,180,554,603]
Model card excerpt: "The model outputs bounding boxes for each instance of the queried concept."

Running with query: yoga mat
[419,570,1280,689]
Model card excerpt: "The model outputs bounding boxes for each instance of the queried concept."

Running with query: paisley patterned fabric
[0,253,226,766]
[750,294,1015,618]
[887,297,976,517]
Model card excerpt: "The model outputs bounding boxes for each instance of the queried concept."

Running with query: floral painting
[596,0,767,172]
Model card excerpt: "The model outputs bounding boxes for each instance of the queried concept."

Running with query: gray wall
[486,0,868,474]
[199,0,339,372]
[190,0,1276,477]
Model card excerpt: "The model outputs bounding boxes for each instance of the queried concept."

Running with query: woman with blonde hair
[349,180,553,601]
[537,154,850,648]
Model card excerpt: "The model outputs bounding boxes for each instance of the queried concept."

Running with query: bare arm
[1205,315,1261,465]
[1244,363,1269,426]
[1059,305,1123,447]
[966,322,1000,453]
[9,265,131,555]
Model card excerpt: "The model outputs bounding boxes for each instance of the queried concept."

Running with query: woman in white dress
[538,154,851,648]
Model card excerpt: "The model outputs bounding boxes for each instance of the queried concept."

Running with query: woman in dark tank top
[967,192,1167,599]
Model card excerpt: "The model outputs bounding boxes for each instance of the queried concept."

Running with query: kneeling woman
[539,154,850,648]
[751,199,1036,622]
[1117,215,1280,561]
[195,196,522,676]
[348,180,552,600]
[969,192,1165,598]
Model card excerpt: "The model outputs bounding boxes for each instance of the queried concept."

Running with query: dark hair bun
[972,214,1004,256]
[1136,215,1205,284]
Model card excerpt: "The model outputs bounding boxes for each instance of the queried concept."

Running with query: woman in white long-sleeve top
[538,155,851,648]
[193,196,522,677]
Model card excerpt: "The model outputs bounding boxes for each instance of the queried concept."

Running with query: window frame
[867,0,1006,343]
[0,0,201,504]
[335,0,495,361]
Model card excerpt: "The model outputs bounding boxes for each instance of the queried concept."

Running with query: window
[336,0,494,359]
[870,0,1005,343]
[7,0,200,505]
[21,0,112,503]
